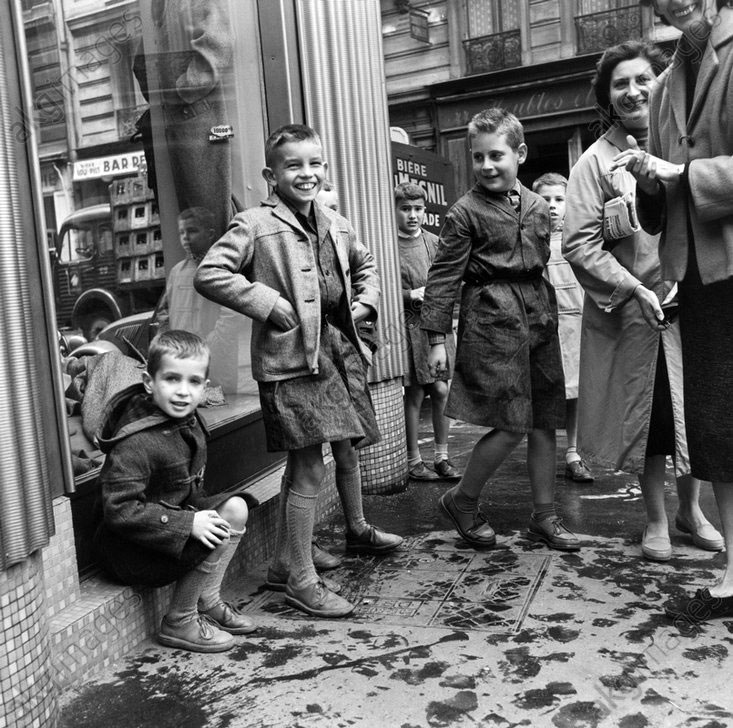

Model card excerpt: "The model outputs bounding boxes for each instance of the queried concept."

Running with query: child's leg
[405,384,427,465]
[331,439,403,553]
[526,428,580,551]
[440,429,522,548]
[271,467,292,574]
[429,380,461,479]
[197,496,256,634]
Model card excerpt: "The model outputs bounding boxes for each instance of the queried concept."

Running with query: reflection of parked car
[96,307,159,361]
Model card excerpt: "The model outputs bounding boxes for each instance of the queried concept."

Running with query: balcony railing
[463,29,521,75]
[575,6,642,55]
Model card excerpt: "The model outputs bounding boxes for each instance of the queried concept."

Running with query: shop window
[463,0,521,74]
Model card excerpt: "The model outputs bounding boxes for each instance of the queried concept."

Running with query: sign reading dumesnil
[391,141,455,236]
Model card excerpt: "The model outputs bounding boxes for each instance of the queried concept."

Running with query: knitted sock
[434,443,448,463]
[532,502,557,522]
[286,489,319,589]
[166,555,219,625]
[336,465,369,535]
[566,447,581,464]
[407,449,422,467]
[198,527,245,612]
[272,474,292,572]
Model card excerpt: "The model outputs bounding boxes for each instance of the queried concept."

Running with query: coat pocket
[261,324,307,376]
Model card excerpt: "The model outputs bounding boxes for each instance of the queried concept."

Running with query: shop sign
[409,8,430,43]
[72,152,147,181]
[392,141,455,235]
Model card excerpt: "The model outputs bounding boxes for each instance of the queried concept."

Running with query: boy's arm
[347,230,380,319]
[100,441,195,559]
[420,210,472,333]
[194,215,282,323]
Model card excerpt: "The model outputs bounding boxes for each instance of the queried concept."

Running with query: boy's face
[395,199,426,235]
[536,184,566,232]
[143,352,209,419]
[178,218,214,258]
[470,131,527,194]
[262,139,327,215]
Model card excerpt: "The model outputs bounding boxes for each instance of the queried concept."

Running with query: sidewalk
[58,420,733,727]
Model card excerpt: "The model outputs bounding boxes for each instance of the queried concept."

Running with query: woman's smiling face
[609,57,658,131]
[652,0,716,34]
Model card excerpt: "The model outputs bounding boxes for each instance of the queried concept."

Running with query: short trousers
[446,278,566,433]
[258,322,381,452]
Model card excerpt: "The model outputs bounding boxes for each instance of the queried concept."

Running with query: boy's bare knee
[430,380,449,401]
[218,496,249,531]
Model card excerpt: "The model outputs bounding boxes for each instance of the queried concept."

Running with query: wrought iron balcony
[463,29,521,75]
[575,6,642,55]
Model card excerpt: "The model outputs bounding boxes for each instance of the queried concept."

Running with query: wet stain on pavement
[425,690,478,726]
[550,700,605,727]
[547,625,580,643]
[617,713,649,727]
[682,644,729,663]
[390,660,450,685]
[512,681,576,709]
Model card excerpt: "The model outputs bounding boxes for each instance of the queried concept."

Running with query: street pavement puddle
[244,532,552,633]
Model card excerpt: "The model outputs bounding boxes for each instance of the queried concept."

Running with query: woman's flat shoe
[675,514,724,551]
[641,528,672,562]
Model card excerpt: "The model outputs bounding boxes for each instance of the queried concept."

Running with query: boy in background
[395,182,460,481]
[532,173,593,483]
[422,108,580,552]
[93,330,257,652]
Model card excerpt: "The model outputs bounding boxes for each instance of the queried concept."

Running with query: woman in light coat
[616,0,733,622]
[563,40,722,562]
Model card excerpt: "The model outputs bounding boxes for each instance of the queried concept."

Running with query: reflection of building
[380,0,679,193]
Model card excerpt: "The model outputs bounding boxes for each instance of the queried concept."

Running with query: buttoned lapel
[688,45,719,131]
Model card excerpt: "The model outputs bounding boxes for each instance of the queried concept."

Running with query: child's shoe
[312,540,343,570]
[564,460,594,482]
[527,514,580,552]
[409,461,440,480]
[200,600,257,635]
[345,524,403,554]
[439,491,496,548]
[434,458,462,480]
[285,579,355,617]
[158,615,234,652]
[266,566,342,593]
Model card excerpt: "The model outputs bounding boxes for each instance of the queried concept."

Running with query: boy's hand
[410,287,425,303]
[269,297,298,330]
[351,301,373,324]
[428,343,447,378]
[192,510,231,549]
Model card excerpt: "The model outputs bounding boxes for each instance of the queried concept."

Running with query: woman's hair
[147,330,210,377]
[592,40,669,122]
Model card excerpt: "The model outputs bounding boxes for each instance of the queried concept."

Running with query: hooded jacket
[96,383,209,559]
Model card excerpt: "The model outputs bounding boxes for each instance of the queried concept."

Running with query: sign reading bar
[72,151,147,181]
[392,141,455,235]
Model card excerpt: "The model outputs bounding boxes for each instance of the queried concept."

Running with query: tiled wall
[359,377,409,494]
[43,497,80,620]
[0,554,58,728]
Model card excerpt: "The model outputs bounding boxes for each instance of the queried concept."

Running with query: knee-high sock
[166,552,220,625]
[198,527,245,611]
[271,474,292,571]
[286,489,319,589]
[336,465,368,534]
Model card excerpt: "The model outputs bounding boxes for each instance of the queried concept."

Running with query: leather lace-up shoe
[434,459,462,480]
[200,601,257,635]
[527,514,580,552]
[409,461,440,480]
[564,460,594,482]
[675,514,724,551]
[285,579,355,618]
[345,524,403,554]
[665,588,733,626]
[158,615,234,652]
[312,540,343,570]
[439,491,496,548]
[265,566,341,594]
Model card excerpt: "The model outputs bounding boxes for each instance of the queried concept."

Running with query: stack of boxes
[109,177,164,286]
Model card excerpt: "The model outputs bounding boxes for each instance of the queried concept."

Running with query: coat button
[161,515,169,524]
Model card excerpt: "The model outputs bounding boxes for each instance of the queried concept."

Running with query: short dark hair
[147,330,210,378]
[532,172,568,192]
[177,206,215,230]
[592,40,668,124]
[467,107,524,150]
[264,124,321,166]
[394,182,426,204]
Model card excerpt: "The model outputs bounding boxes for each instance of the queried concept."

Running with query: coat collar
[471,181,535,219]
[604,123,635,152]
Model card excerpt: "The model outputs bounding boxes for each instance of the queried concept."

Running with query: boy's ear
[142,370,153,394]
[262,166,276,188]
[517,143,528,164]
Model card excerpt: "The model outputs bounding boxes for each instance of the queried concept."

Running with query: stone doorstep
[48,456,341,690]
